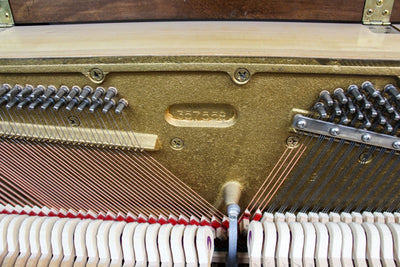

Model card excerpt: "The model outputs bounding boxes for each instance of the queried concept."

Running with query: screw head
[358,151,373,164]
[89,68,105,83]
[296,120,307,129]
[233,68,250,84]
[376,0,383,6]
[170,137,184,150]
[329,127,340,136]
[286,136,300,148]
[382,9,389,16]
[361,134,371,142]
[367,8,374,15]
[393,141,400,149]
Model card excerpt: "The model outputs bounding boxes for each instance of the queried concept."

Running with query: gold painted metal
[166,103,237,128]
[0,56,399,211]
[0,0,13,27]
[363,0,394,25]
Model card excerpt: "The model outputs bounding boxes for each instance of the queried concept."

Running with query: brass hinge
[0,0,14,27]
[363,0,394,25]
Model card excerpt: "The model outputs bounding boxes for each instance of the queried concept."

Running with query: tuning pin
[361,81,379,97]
[40,98,55,110]
[17,85,33,100]
[333,88,348,105]
[0,84,11,97]
[6,98,19,109]
[66,86,81,102]
[53,98,67,111]
[0,97,7,106]
[376,94,386,106]
[385,122,394,133]
[104,87,118,102]
[383,98,395,113]
[377,112,387,125]
[65,97,80,111]
[6,84,23,99]
[347,98,356,114]
[102,99,116,114]
[89,99,103,113]
[54,85,69,101]
[3,84,23,108]
[392,110,400,121]
[384,84,400,100]
[333,100,342,116]
[313,102,327,119]
[77,98,91,112]
[17,99,30,109]
[347,85,363,101]
[369,106,378,118]
[91,87,105,102]
[29,85,45,100]
[115,98,128,115]
[361,116,372,129]
[355,106,364,121]
[361,95,372,109]
[340,113,350,125]
[320,90,334,107]
[29,98,43,110]
[79,86,93,101]
[41,85,57,101]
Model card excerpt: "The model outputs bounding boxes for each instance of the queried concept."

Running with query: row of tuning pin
[0,84,129,114]
[313,82,400,133]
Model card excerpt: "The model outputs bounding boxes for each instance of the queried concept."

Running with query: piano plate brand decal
[165,103,237,127]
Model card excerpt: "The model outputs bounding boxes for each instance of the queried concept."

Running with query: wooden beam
[9,0,368,24]
[392,0,400,22]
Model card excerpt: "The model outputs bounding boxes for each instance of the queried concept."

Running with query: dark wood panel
[392,0,400,22]
[9,0,366,24]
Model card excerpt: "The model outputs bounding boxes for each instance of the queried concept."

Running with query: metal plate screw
[361,133,372,142]
[89,68,105,83]
[233,68,250,84]
[296,120,306,129]
[286,136,300,148]
[392,141,400,149]
[367,8,374,15]
[170,137,184,150]
[68,116,80,127]
[329,127,340,136]
[359,151,373,165]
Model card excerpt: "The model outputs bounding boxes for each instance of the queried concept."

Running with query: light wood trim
[0,22,400,60]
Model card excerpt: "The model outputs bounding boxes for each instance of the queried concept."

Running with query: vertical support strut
[223,181,242,267]
[227,203,240,266]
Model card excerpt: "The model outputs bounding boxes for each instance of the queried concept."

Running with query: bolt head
[329,127,340,136]
[89,68,105,83]
[233,68,250,84]
[286,136,300,148]
[393,141,400,149]
[170,137,184,150]
[361,134,371,142]
[296,120,306,129]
